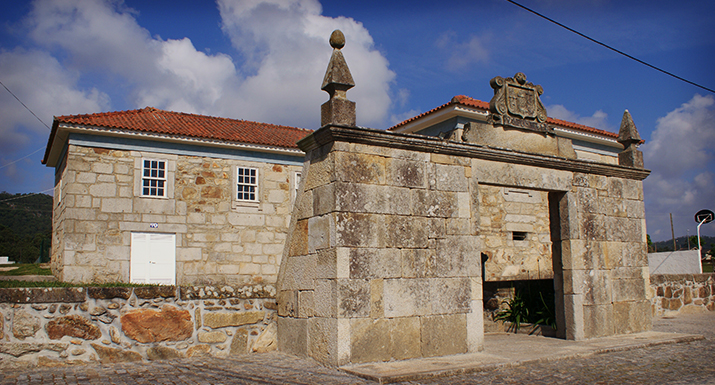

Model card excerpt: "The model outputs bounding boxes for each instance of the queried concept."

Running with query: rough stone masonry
[276,30,651,366]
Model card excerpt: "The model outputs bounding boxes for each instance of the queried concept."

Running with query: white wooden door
[130,232,176,285]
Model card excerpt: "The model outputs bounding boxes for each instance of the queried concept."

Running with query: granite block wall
[0,285,276,368]
[52,145,301,285]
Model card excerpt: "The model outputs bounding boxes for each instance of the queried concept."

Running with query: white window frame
[141,159,168,197]
[233,165,261,210]
[292,171,302,203]
[134,156,174,199]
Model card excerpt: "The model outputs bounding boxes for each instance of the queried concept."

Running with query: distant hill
[651,235,715,254]
[0,192,53,264]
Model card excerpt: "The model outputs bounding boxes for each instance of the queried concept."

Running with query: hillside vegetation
[0,192,52,264]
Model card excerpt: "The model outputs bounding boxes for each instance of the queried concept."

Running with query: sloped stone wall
[0,285,276,368]
[649,274,715,315]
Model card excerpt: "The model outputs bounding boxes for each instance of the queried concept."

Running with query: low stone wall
[0,285,277,368]
[649,274,714,316]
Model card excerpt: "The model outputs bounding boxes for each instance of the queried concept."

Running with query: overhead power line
[505,0,715,94]
[0,79,51,130]
[0,147,45,170]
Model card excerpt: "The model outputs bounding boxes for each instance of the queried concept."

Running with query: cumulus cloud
[546,104,612,131]
[640,95,715,240]
[435,31,490,72]
[0,47,109,153]
[18,0,394,129]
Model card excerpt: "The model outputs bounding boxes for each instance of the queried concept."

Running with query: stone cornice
[299,125,650,181]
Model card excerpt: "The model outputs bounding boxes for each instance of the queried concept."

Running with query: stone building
[42,108,309,285]
[277,31,651,366]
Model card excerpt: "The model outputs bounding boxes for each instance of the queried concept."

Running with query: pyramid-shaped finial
[320,30,356,127]
[617,109,644,168]
[617,110,641,147]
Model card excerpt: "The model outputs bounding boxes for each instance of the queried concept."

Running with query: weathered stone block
[147,346,184,360]
[134,286,176,299]
[348,248,401,279]
[412,190,457,218]
[91,343,142,363]
[583,304,614,338]
[582,270,612,305]
[335,212,384,248]
[611,278,646,302]
[308,214,334,252]
[420,314,468,357]
[203,311,265,328]
[384,215,429,248]
[430,278,471,314]
[0,343,67,357]
[298,290,315,318]
[383,278,430,317]
[350,317,420,363]
[198,330,228,343]
[230,328,249,356]
[121,305,193,343]
[253,322,278,353]
[308,317,339,365]
[278,317,307,357]
[386,158,427,188]
[0,287,86,303]
[334,152,385,185]
[12,310,40,340]
[338,279,370,318]
[46,315,101,340]
[314,279,337,317]
[613,300,651,335]
[433,164,469,192]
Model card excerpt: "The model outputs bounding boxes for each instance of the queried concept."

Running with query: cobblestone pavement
[402,312,715,385]
[1,312,713,385]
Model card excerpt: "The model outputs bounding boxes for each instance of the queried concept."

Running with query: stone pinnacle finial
[618,109,642,147]
[320,29,356,127]
[329,30,345,49]
[617,109,644,168]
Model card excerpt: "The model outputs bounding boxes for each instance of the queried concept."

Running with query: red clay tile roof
[53,107,311,149]
[390,95,619,139]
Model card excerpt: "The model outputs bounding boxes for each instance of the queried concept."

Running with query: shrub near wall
[0,285,277,368]
[649,274,714,316]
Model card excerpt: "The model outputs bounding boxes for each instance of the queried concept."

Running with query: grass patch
[0,264,52,276]
[703,263,714,273]
[0,280,164,288]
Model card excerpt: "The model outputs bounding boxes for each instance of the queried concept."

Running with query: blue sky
[0,0,713,240]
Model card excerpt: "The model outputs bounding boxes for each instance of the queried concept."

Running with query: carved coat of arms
[488,72,550,134]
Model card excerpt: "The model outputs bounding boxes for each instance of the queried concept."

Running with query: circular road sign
[694,209,714,224]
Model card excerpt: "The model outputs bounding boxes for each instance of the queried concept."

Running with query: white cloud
[546,105,612,131]
[640,95,715,240]
[20,0,394,129]
[436,32,490,72]
[217,0,394,127]
[0,47,109,153]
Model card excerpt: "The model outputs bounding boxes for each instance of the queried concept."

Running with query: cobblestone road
[2,312,713,385]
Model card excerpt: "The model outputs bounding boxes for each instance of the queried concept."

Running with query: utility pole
[670,213,676,251]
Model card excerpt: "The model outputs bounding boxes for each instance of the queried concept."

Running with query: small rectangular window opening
[142,159,166,197]
[237,167,258,201]
[512,231,528,241]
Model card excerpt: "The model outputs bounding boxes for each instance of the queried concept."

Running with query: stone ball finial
[330,30,345,50]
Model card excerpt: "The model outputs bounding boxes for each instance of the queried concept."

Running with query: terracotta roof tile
[54,107,312,149]
[390,95,619,139]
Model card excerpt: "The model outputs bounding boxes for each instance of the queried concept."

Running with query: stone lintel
[298,125,650,181]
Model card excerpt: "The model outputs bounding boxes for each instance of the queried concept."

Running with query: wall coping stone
[0,285,276,304]
[0,287,86,304]
[298,125,650,181]
[650,273,714,285]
